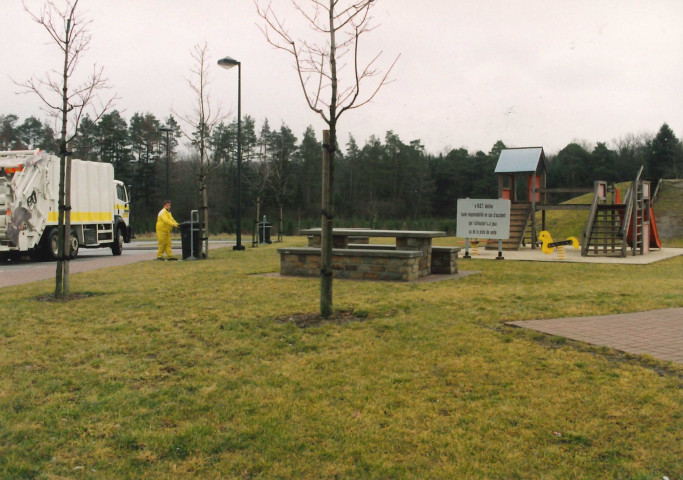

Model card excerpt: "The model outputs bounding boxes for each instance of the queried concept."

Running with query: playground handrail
[633,166,643,255]
[621,185,633,256]
[620,166,643,256]
[652,178,662,203]
[581,180,606,256]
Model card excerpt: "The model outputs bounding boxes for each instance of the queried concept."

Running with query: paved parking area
[508,308,683,364]
[0,240,232,289]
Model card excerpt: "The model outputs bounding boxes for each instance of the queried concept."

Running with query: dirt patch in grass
[274,308,368,328]
[36,292,101,303]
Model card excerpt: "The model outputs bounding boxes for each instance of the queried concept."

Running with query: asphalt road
[0,240,233,289]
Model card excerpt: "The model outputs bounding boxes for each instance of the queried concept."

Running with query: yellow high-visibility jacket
[156,208,179,234]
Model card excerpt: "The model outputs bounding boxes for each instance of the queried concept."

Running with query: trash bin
[179,221,200,259]
[258,222,272,244]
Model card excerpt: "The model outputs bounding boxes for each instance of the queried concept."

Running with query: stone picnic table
[299,228,447,278]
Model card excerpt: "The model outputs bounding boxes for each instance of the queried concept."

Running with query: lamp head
[218,56,240,69]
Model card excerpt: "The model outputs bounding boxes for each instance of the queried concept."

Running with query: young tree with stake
[256,0,398,317]
[17,0,115,297]
[177,43,226,259]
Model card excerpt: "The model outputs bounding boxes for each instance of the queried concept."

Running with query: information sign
[456,199,511,239]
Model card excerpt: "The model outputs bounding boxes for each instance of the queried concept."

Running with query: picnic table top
[300,228,446,238]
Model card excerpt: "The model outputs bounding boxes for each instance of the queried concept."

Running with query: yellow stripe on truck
[47,211,113,222]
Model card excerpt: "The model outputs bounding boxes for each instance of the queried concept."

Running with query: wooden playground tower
[581,167,661,256]
[488,148,661,257]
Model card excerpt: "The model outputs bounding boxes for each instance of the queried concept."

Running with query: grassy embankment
[1,236,681,479]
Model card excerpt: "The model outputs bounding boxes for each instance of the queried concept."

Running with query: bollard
[188,210,199,260]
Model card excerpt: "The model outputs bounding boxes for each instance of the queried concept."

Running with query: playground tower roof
[494,147,547,174]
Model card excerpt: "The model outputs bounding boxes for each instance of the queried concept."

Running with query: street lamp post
[218,55,245,251]
[159,126,171,198]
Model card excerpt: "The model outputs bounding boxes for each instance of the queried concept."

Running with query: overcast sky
[2,0,682,155]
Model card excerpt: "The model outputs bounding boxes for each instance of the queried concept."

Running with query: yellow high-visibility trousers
[157,231,175,259]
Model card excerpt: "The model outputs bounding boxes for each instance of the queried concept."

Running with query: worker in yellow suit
[156,200,180,260]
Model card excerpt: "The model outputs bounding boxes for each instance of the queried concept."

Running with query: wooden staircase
[582,202,626,256]
[486,203,532,250]
[582,168,648,257]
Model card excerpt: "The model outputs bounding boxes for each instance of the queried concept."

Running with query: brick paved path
[508,308,683,364]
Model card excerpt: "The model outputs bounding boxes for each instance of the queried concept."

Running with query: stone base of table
[279,247,422,282]
[431,246,461,274]
[396,237,432,276]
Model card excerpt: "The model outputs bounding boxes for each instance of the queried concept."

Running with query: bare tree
[176,43,226,259]
[268,126,297,243]
[256,0,398,316]
[17,0,115,297]
[245,158,271,246]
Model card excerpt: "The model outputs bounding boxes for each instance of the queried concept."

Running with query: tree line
[2,112,681,235]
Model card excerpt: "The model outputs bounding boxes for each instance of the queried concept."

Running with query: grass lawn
[1,238,681,479]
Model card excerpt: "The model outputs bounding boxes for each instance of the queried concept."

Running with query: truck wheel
[45,228,59,261]
[111,226,123,256]
[43,229,78,260]
[69,230,79,259]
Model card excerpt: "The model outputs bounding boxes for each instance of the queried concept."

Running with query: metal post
[496,239,505,260]
[217,56,245,252]
[261,215,266,244]
[188,209,199,261]
[252,196,260,247]
[233,63,245,251]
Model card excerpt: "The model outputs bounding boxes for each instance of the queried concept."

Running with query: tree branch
[255,0,397,127]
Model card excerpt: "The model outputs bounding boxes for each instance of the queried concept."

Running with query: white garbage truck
[0,150,131,261]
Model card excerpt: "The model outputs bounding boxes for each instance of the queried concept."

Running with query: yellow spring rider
[538,231,579,259]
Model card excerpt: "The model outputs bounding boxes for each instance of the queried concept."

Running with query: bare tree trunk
[56,151,66,296]
[202,180,209,257]
[256,197,260,245]
[63,153,72,294]
[177,43,225,258]
[278,204,283,242]
[321,129,333,317]
[56,18,71,297]
[321,0,338,318]
[20,2,115,297]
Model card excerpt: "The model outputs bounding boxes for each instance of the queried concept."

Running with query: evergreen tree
[295,126,322,215]
[268,125,298,239]
[591,142,618,182]
[37,122,59,154]
[241,115,257,163]
[647,123,681,179]
[98,110,130,184]
[129,112,161,164]
[615,133,649,180]
[335,134,360,218]
[73,115,100,161]
[0,114,22,150]
[549,143,592,188]
[17,116,44,150]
